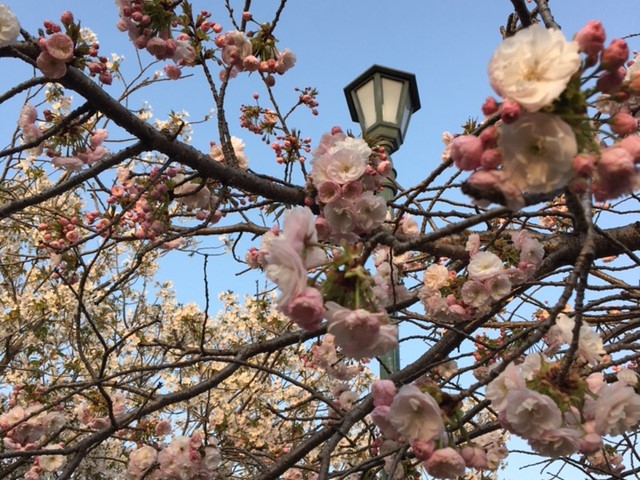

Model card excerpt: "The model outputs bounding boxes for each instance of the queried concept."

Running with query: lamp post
[344,65,421,378]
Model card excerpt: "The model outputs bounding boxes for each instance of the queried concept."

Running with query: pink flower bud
[480,148,501,169]
[481,96,499,116]
[574,20,605,64]
[242,55,260,72]
[60,11,74,26]
[450,135,483,170]
[500,98,521,124]
[99,70,113,85]
[597,67,626,93]
[619,134,640,162]
[478,125,498,148]
[411,440,435,462]
[65,230,79,243]
[376,160,392,176]
[610,111,638,136]
[242,11,252,21]
[572,152,596,176]
[164,64,182,80]
[601,38,629,71]
[88,62,103,74]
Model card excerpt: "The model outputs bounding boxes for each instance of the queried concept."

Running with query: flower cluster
[486,350,640,458]
[208,135,249,169]
[370,381,493,479]
[126,433,221,480]
[420,231,544,323]
[50,127,109,172]
[451,22,640,208]
[221,21,296,82]
[115,0,196,71]
[34,11,115,83]
[0,402,66,452]
[309,128,390,242]
[257,206,397,359]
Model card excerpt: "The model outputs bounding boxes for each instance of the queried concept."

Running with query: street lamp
[344,64,421,156]
[344,65,421,379]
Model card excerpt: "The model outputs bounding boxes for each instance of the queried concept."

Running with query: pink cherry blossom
[467,251,504,281]
[424,447,466,479]
[275,48,296,74]
[502,389,562,439]
[36,51,67,79]
[265,238,307,307]
[220,30,252,68]
[422,264,450,295]
[527,427,581,457]
[51,156,84,171]
[488,24,580,112]
[0,4,20,48]
[388,384,444,442]
[485,362,526,410]
[499,112,577,194]
[370,405,400,439]
[43,32,74,61]
[450,135,483,170]
[209,136,249,169]
[619,134,640,161]
[411,439,436,462]
[323,199,357,236]
[317,180,341,203]
[460,279,491,308]
[127,445,158,478]
[354,192,387,232]
[586,381,640,435]
[174,176,212,210]
[371,379,397,407]
[280,287,324,332]
[280,206,325,268]
[325,302,397,359]
[460,446,488,469]
[593,146,638,200]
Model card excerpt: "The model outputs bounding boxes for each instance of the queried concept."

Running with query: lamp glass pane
[400,100,412,136]
[381,77,403,125]
[355,80,376,130]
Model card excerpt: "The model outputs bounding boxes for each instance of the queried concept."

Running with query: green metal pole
[377,142,400,379]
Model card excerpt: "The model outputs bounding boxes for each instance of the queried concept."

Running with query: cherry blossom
[0,3,20,48]
[499,112,577,193]
[488,24,580,112]
[388,385,445,442]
